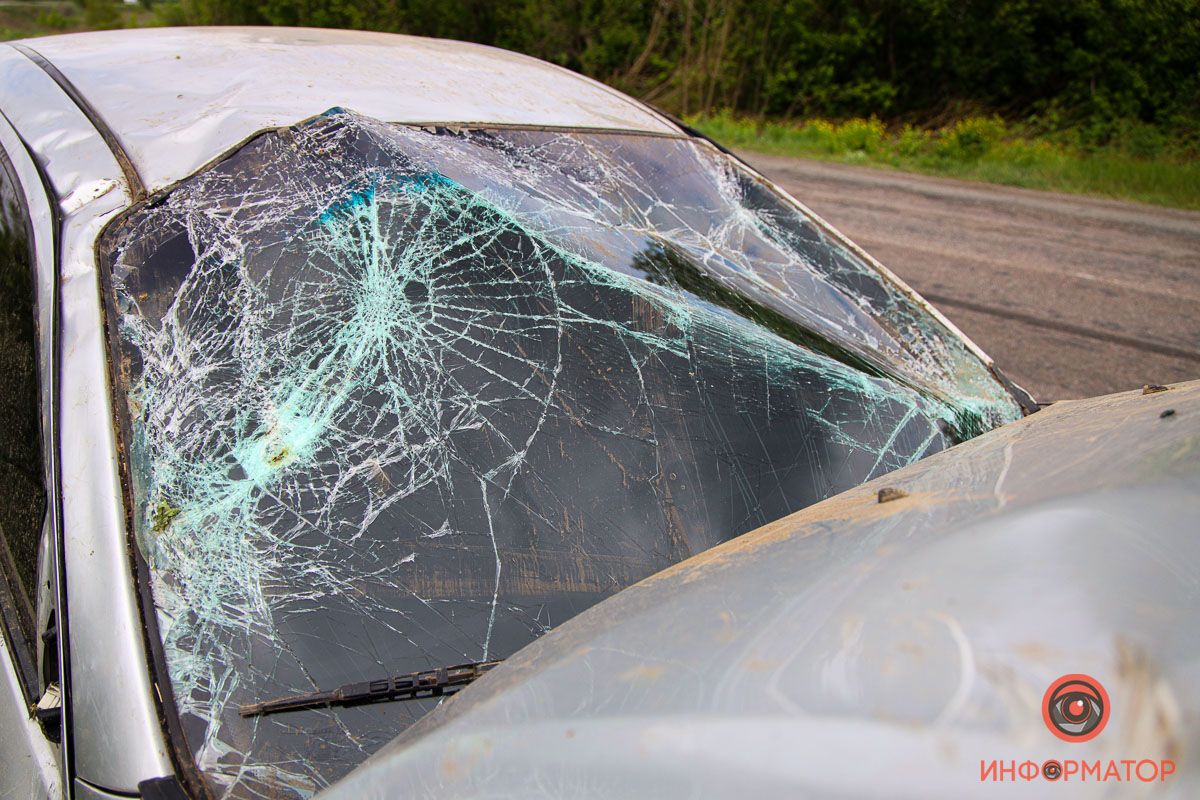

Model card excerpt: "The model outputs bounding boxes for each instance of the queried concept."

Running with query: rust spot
[1115,639,1182,760]
[640,486,979,587]
[618,663,667,682]
[714,609,738,643]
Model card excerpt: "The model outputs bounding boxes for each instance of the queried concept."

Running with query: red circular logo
[1042,674,1109,742]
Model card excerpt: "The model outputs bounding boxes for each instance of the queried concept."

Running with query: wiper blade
[239,660,501,717]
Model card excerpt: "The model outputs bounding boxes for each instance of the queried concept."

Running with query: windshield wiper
[239,660,501,717]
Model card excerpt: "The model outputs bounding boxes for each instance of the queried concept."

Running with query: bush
[936,117,1008,161]
[81,0,121,31]
[835,118,886,154]
[797,119,839,154]
[36,11,73,30]
[155,3,189,26]
[895,125,932,158]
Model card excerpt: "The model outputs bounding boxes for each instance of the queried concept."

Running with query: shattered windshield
[99,109,1022,798]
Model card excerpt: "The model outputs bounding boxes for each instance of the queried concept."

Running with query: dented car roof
[12,26,680,194]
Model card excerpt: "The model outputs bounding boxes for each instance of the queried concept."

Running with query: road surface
[740,153,1200,401]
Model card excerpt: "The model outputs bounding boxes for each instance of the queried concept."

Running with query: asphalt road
[740,153,1200,402]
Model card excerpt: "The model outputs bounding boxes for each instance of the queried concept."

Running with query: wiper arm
[239,660,501,717]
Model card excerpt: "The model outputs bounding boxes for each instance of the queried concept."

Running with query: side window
[0,149,46,698]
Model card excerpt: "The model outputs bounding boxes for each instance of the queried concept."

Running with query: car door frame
[1,41,184,798]
[0,100,67,800]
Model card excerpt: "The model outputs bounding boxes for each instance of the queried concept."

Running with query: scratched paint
[99,110,1022,798]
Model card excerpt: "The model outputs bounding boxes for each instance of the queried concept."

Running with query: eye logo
[1043,674,1109,742]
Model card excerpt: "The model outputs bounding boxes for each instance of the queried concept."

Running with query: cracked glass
[99,109,1022,798]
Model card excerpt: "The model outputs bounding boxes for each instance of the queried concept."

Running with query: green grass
[691,113,1200,211]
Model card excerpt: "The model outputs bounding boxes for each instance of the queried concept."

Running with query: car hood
[320,381,1200,799]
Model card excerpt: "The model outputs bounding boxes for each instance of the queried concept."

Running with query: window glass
[0,151,45,654]
[101,110,1023,798]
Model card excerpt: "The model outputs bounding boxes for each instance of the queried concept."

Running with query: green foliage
[36,11,73,30]
[10,1,1200,148]
[81,0,121,30]
[936,117,1007,161]
[157,0,1200,147]
[179,0,262,26]
[1,1,160,38]
[4,0,1197,204]
[155,2,189,26]
[837,118,887,155]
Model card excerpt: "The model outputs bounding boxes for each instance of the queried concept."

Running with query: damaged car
[1,26,1193,800]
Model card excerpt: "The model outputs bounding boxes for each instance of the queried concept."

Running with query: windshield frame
[95,117,1029,800]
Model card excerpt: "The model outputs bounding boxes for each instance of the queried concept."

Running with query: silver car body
[2,25,1182,800]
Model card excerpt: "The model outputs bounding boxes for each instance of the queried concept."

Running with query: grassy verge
[690,113,1200,210]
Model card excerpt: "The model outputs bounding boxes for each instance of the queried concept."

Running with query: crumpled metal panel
[322,381,1200,799]
[99,109,1022,798]
[17,26,679,195]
